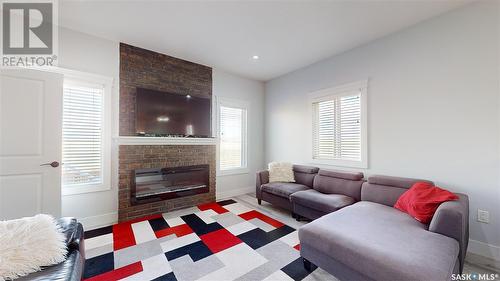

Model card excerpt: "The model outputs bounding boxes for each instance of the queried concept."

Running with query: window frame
[61,71,113,196]
[308,80,368,169]
[216,97,249,176]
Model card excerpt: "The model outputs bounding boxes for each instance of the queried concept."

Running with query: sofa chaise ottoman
[299,175,469,281]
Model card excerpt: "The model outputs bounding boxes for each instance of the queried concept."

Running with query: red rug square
[112,223,136,251]
[198,202,229,214]
[113,214,163,251]
[239,210,285,228]
[155,224,194,239]
[84,261,143,281]
[200,228,242,253]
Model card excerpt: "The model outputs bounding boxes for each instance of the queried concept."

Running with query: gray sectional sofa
[291,169,364,220]
[300,175,469,281]
[255,166,469,281]
[256,165,319,212]
[256,165,363,219]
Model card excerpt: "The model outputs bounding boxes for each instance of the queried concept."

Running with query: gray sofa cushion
[299,201,459,281]
[291,189,355,213]
[293,165,319,174]
[368,175,433,188]
[293,165,319,187]
[361,175,433,207]
[261,182,309,199]
[318,169,363,181]
[313,169,364,200]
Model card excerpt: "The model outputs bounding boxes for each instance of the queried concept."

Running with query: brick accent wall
[118,145,216,222]
[118,44,216,221]
[119,43,212,136]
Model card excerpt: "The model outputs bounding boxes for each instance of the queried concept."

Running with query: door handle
[40,161,60,168]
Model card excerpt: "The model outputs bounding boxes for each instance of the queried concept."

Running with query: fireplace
[131,164,209,205]
[119,145,215,222]
[118,44,215,221]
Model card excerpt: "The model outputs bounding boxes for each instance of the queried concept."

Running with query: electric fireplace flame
[131,164,209,205]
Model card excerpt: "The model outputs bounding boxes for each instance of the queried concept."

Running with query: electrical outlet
[477,209,490,223]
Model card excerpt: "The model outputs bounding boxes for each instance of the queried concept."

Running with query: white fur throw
[268,162,295,183]
[0,214,67,280]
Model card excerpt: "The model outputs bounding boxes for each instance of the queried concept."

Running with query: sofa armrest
[71,223,85,258]
[57,218,78,245]
[16,250,84,281]
[256,170,269,199]
[57,218,85,256]
[428,193,469,273]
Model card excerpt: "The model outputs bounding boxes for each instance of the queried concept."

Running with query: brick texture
[119,43,212,136]
[118,43,215,221]
[118,145,216,222]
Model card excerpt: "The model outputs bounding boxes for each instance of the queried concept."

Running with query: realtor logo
[1,0,58,67]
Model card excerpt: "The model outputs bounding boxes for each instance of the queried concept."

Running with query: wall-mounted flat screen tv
[135,88,211,137]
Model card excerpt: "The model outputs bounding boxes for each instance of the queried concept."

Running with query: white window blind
[219,105,245,170]
[312,93,361,161]
[62,83,104,188]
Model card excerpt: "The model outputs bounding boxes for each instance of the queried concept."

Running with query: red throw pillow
[394,182,459,224]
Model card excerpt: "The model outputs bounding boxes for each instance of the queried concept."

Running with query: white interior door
[0,69,63,220]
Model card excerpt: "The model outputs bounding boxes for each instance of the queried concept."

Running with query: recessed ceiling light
[252,55,259,60]
[186,94,191,99]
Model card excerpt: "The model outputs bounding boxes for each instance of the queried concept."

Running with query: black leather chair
[17,218,85,281]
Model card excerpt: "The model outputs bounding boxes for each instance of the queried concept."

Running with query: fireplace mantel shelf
[115,136,217,146]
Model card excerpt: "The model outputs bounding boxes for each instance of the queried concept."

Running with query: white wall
[265,1,500,260]
[58,28,265,229]
[213,69,266,199]
[58,27,120,229]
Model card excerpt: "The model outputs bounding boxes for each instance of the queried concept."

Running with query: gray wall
[213,70,265,198]
[265,1,500,259]
[59,27,120,229]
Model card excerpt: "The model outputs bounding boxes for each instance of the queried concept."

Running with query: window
[218,98,248,174]
[310,80,367,168]
[62,75,111,195]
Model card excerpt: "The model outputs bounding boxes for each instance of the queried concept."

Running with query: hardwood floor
[233,193,500,277]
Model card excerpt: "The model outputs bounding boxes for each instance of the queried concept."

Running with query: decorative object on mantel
[114,136,217,146]
[0,214,68,280]
[135,133,212,138]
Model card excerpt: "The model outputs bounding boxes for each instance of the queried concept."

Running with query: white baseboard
[468,239,500,261]
[76,187,253,230]
[79,212,118,231]
[216,186,253,200]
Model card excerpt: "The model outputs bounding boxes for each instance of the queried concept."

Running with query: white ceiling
[59,0,473,81]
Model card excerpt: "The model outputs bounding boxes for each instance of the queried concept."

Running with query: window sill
[62,185,111,196]
[217,168,249,177]
[310,159,368,169]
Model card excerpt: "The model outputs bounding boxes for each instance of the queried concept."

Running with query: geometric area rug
[83,199,330,281]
